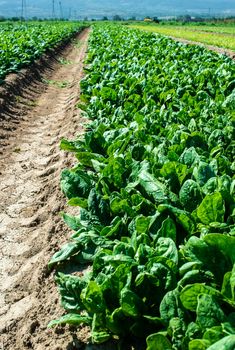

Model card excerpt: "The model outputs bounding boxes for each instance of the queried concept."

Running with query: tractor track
[0,27,91,350]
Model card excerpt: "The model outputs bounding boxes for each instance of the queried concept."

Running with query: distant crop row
[49,25,235,349]
[0,22,85,83]
[130,24,235,52]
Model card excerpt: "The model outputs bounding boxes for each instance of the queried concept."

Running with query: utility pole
[59,1,63,19]
[52,0,55,19]
[21,0,24,19]
[21,0,27,20]
[24,0,27,19]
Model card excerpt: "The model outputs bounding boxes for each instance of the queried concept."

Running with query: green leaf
[207,335,235,350]
[180,283,222,312]
[203,234,235,265]
[139,169,168,204]
[197,192,225,224]
[160,161,188,191]
[230,264,235,301]
[156,216,176,241]
[100,217,122,238]
[48,313,91,328]
[75,151,105,167]
[193,161,216,187]
[189,339,211,350]
[48,242,80,268]
[203,326,224,345]
[120,287,144,317]
[60,138,80,152]
[55,273,86,311]
[146,333,172,350]
[91,331,111,344]
[67,197,88,208]
[160,289,184,324]
[135,215,151,234]
[155,237,178,265]
[106,307,130,334]
[196,294,226,330]
[81,281,106,313]
[61,168,92,199]
[179,179,202,212]
[61,212,81,231]
[158,204,196,235]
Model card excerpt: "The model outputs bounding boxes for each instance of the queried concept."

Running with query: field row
[0,22,85,83]
[49,25,235,349]
[130,24,235,51]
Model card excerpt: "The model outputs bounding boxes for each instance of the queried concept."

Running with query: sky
[0,0,235,19]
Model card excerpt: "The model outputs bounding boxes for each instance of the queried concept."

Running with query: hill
[0,0,235,19]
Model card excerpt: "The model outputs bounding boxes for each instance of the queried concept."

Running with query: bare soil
[0,28,97,350]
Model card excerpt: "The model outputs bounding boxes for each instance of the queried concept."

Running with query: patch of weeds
[58,58,72,65]
[42,78,69,88]
[73,39,82,49]
[13,148,21,153]
[25,100,38,107]
[15,96,37,107]
[15,95,24,103]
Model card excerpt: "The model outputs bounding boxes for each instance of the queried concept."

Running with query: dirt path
[0,28,90,350]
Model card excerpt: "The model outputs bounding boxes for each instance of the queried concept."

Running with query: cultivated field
[130,23,235,52]
[0,22,235,350]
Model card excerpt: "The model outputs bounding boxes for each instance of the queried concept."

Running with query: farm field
[130,24,235,52]
[0,22,235,350]
[49,25,235,349]
[0,21,85,83]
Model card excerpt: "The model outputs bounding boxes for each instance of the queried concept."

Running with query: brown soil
[0,28,100,350]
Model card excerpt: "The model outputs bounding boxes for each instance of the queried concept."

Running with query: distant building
[144,17,153,22]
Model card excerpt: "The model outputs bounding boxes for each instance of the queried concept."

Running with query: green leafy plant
[0,22,86,83]
[49,24,235,349]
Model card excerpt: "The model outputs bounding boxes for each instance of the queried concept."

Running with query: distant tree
[0,16,6,22]
[102,16,108,21]
[84,16,88,21]
[153,16,160,23]
[113,14,122,21]
[128,16,136,21]
[177,15,192,23]
[32,16,38,21]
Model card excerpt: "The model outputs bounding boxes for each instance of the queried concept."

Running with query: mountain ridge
[0,0,235,19]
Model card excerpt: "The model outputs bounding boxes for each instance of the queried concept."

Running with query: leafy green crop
[0,21,86,83]
[49,24,235,349]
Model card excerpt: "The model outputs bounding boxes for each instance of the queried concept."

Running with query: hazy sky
[0,0,235,18]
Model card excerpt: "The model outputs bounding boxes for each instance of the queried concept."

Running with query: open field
[130,24,235,51]
[0,22,235,350]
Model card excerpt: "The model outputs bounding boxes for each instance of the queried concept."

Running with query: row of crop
[0,22,86,83]
[129,24,235,51]
[49,25,235,349]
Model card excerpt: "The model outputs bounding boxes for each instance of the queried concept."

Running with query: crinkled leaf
[180,283,222,312]
[197,192,225,224]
